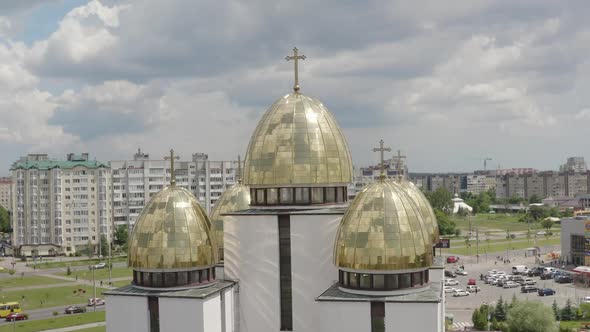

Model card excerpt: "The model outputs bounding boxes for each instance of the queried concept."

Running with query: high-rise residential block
[11,153,112,256]
[0,177,11,211]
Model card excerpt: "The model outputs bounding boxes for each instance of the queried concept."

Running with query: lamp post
[90,265,96,312]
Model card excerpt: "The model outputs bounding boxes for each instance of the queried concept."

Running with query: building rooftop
[11,159,108,170]
[104,280,235,299]
[316,281,442,303]
[224,206,348,216]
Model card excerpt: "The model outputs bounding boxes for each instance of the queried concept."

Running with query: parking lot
[445,248,590,327]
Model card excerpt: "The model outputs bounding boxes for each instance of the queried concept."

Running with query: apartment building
[466,175,496,195]
[11,153,112,256]
[0,177,11,210]
[110,150,241,230]
[495,171,589,200]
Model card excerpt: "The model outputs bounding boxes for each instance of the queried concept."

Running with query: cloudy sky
[1,0,589,175]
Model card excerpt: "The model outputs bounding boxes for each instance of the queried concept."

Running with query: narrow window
[311,188,324,204]
[278,215,293,331]
[267,188,278,204]
[148,297,160,332]
[371,302,385,332]
[325,187,336,203]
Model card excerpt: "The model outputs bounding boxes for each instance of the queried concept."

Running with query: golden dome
[209,182,251,258]
[334,180,433,271]
[398,179,440,244]
[243,93,353,187]
[128,185,217,270]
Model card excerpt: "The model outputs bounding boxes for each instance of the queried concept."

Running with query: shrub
[52,311,58,316]
[8,269,15,275]
[66,266,71,276]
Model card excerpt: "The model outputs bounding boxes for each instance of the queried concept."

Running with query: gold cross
[372,140,391,179]
[395,149,407,180]
[285,47,306,93]
[164,149,180,186]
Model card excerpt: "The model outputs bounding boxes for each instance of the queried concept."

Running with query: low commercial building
[560,217,589,266]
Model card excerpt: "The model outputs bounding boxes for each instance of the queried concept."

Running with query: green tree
[472,304,490,330]
[579,303,590,319]
[494,297,507,321]
[434,209,456,235]
[560,209,574,218]
[424,188,453,212]
[100,235,108,258]
[0,205,10,233]
[528,194,542,204]
[529,206,546,221]
[552,300,560,321]
[507,301,557,332]
[561,298,575,321]
[510,294,518,309]
[114,225,128,246]
[541,219,554,231]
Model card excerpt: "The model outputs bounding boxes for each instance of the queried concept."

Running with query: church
[105,48,446,332]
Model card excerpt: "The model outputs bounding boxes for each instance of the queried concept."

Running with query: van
[512,265,528,275]
[543,267,556,274]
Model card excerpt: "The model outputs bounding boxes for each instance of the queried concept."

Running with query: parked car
[527,267,544,277]
[447,256,460,264]
[582,296,590,304]
[503,281,519,289]
[87,298,105,306]
[455,269,468,276]
[496,279,505,287]
[5,313,28,322]
[468,279,477,285]
[512,265,529,275]
[65,305,86,314]
[445,279,459,286]
[93,262,106,269]
[466,285,481,292]
[538,288,556,296]
[555,274,573,284]
[537,230,547,236]
[453,289,470,297]
[523,278,536,285]
[445,270,457,278]
[521,285,538,293]
[540,272,553,280]
[444,286,456,293]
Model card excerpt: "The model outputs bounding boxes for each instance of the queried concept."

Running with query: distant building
[110,150,241,230]
[0,177,11,211]
[496,171,589,200]
[11,153,112,256]
[348,155,409,200]
[561,157,587,173]
[466,175,496,195]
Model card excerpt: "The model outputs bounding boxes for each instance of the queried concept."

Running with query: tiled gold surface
[398,179,440,244]
[128,186,217,270]
[244,93,353,186]
[209,183,250,254]
[334,180,434,271]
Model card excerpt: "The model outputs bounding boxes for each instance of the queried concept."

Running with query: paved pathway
[39,321,105,332]
[39,273,131,290]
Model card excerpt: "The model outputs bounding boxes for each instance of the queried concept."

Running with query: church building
[105,48,445,332]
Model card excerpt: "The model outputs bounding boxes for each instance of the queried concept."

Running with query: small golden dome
[128,186,217,270]
[243,93,353,187]
[398,179,440,244]
[334,180,433,271]
[209,183,250,258]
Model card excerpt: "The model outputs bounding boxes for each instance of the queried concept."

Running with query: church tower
[224,47,354,332]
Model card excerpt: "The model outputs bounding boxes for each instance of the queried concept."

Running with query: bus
[0,302,21,318]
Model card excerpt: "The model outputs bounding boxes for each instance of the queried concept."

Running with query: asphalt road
[445,246,588,326]
[0,304,105,326]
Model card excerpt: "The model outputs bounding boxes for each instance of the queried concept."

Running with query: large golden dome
[128,185,217,270]
[209,182,250,259]
[398,179,440,244]
[334,180,433,271]
[243,93,353,187]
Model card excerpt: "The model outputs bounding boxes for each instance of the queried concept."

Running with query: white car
[496,271,506,276]
[445,279,459,286]
[490,279,499,285]
[503,281,519,289]
[537,231,547,236]
[455,269,468,276]
[87,297,106,306]
[453,289,470,297]
[93,262,106,269]
[524,278,536,285]
[467,285,481,292]
[444,286,456,293]
[582,296,590,304]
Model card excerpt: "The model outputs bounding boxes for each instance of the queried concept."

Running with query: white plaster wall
[290,214,341,332]
[203,295,222,332]
[430,267,444,283]
[385,302,442,332]
[224,214,280,332]
[159,297,204,332]
[223,288,234,332]
[318,301,370,332]
[105,295,148,332]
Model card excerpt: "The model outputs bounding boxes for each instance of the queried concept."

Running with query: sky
[1,0,590,176]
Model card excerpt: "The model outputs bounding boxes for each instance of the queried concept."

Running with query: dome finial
[395,149,406,181]
[285,47,306,93]
[165,149,180,186]
[372,139,391,180]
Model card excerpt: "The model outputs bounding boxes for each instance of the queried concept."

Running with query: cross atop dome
[372,139,391,179]
[165,149,180,186]
[285,47,306,93]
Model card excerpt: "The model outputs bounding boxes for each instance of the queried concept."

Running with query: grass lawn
[29,256,127,270]
[0,311,104,332]
[0,275,71,289]
[451,213,558,232]
[0,285,105,310]
[56,267,132,281]
[73,327,106,332]
[448,237,561,255]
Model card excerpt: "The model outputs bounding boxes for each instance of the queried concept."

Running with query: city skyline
[2,1,590,174]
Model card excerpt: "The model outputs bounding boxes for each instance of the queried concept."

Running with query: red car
[446,256,460,263]
[5,312,28,322]
[468,279,476,285]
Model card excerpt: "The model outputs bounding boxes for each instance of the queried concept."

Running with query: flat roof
[104,280,235,300]
[316,282,442,303]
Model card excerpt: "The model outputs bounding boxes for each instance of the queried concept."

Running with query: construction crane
[483,157,492,171]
